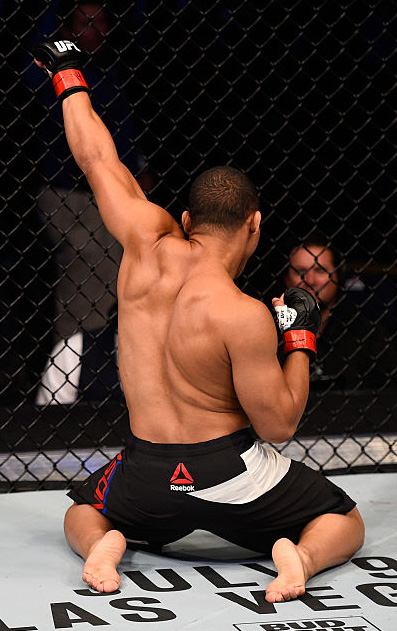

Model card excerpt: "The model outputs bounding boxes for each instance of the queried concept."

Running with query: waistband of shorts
[126,427,256,457]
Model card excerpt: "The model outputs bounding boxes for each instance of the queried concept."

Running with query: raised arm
[61,92,180,247]
[34,40,182,249]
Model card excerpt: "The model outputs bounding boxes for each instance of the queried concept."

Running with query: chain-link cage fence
[1,0,396,491]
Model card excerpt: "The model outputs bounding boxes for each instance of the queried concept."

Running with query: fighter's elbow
[268,428,296,444]
[74,134,115,176]
[251,413,298,444]
[256,427,296,444]
[77,147,106,176]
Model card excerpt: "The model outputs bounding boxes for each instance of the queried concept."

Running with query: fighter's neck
[188,231,247,279]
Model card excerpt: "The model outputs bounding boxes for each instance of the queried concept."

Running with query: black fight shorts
[68,428,356,554]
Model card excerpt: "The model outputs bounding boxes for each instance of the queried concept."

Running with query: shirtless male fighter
[34,40,364,603]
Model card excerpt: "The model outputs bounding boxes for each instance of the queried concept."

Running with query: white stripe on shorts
[188,442,291,504]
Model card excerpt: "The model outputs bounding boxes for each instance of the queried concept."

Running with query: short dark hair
[60,1,110,29]
[188,166,259,230]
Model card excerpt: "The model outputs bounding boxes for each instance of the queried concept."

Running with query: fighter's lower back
[116,257,250,443]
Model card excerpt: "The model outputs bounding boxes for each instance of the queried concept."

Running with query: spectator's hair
[60,1,111,31]
[188,166,259,231]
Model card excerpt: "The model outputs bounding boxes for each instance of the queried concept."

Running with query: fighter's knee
[350,507,365,549]
[64,502,78,531]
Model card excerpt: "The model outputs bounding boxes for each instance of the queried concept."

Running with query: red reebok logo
[170,462,194,484]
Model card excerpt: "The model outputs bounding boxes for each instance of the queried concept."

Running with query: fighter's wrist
[283,329,317,356]
[52,69,89,100]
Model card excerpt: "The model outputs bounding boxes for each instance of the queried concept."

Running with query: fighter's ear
[250,210,261,234]
[182,210,192,234]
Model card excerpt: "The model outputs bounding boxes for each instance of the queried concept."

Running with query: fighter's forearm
[269,287,320,437]
[62,92,118,175]
[261,352,310,443]
[282,350,310,416]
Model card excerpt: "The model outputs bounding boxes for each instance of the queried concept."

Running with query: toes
[266,590,290,603]
[266,590,286,603]
[265,585,305,603]
[280,590,292,602]
[83,572,120,593]
[265,591,278,603]
[102,579,120,593]
[83,572,103,592]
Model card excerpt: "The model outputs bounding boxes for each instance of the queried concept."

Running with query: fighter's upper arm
[62,93,182,248]
[224,299,300,442]
[85,152,181,249]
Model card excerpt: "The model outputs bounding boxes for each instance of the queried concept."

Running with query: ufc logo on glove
[53,40,81,53]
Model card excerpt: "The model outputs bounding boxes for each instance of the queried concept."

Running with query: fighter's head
[187,166,259,231]
[182,166,261,276]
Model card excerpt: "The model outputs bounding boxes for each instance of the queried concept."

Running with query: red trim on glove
[283,329,317,355]
[52,69,88,99]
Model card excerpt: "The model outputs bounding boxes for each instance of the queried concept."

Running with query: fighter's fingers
[34,58,53,76]
[272,294,285,308]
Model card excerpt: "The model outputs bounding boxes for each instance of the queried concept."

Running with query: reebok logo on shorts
[170,462,195,491]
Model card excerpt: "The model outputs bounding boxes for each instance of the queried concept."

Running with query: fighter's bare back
[117,227,253,444]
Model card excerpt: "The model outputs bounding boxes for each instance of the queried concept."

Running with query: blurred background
[0,0,396,490]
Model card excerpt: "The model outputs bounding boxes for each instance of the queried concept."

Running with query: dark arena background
[0,0,396,491]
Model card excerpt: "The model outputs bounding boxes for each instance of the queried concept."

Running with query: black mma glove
[34,40,89,102]
[274,287,321,357]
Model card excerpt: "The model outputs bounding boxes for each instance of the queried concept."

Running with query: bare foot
[83,530,127,593]
[265,538,308,603]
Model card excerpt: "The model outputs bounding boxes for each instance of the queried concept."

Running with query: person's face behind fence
[67,3,109,53]
[285,245,338,310]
